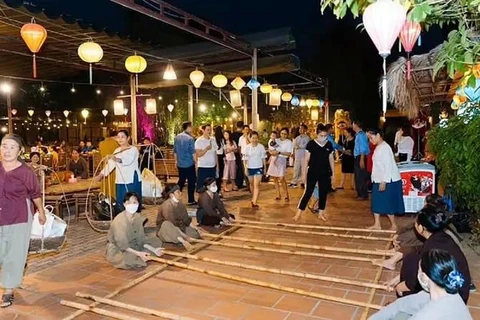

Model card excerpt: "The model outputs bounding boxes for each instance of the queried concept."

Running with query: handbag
[31,205,67,238]
[93,193,124,221]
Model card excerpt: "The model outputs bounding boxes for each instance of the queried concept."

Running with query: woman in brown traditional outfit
[156,184,200,250]
[105,192,163,269]
[0,134,46,308]
[196,177,235,227]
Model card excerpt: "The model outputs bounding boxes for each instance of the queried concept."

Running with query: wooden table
[45,178,101,195]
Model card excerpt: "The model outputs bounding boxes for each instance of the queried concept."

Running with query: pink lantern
[363,0,406,114]
[400,21,421,80]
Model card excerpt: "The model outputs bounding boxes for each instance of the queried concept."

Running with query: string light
[71,84,76,93]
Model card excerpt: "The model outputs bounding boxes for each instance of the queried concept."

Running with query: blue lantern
[246,78,260,90]
[319,99,325,108]
[291,95,300,106]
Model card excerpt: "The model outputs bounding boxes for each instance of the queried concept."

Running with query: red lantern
[400,21,421,80]
[20,18,47,78]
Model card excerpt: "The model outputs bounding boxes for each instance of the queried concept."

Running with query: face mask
[171,195,179,203]
[209,185,218,193]
[318,137,327,143]
[125,203,139,214]
[417,273,430,292]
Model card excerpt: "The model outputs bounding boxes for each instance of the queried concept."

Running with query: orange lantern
[20,18,47,78]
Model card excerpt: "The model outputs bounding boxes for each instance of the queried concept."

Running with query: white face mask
[318,136,327,143]
[125,203,139,214]
[171,195,180,203]
[209,185,218,193]
[417,272,430,292]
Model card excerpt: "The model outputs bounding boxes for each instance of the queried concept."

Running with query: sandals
[1,292,14,308]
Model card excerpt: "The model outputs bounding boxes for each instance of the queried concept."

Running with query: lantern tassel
[219,88,222,101]
[33,54,37,78]
[89,64,93,84]
[406,52,411,81]
[382,57,387,115]
[135,74,139,93]
[196,88,199,103]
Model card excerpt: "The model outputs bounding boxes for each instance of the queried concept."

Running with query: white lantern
[299,98,306,107]
[167,104,174,112]
[189,69,204,103]
[81,109,89,124]
[231,77,246,90]
[229,90,242,107]
[311,109,319,121]
[28,109,34,117]
[269,88,282,106]
[306,99,313,109]
[145,98,157,115]
[11,108,17,116]
[212,73,228,100]
[63,110,69,118]
[163,62,177,80]
[113,99,124,115]
[102,109,108,117]
[123,108,129,116]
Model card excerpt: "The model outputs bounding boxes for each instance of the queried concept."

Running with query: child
[267,131,279,169]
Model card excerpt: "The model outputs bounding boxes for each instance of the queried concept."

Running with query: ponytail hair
[421,249,465,294]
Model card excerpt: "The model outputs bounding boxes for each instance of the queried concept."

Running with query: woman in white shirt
[96,130,142,211]
[395,126,414,162]
[367,128,405,230]
[243,131,267,208]
[266,128,293,202]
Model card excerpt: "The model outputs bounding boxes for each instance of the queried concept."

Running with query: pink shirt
[0,162,40,226]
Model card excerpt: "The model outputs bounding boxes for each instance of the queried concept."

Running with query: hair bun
[446,270,464,290]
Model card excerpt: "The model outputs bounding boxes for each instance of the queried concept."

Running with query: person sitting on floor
[196,177,235,227]
[370,249,472,320]
[105,192,163,269]
[156,184,201,250]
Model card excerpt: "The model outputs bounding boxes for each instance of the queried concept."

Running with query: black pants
[398,153,408,162]
[177,165,196,203]
[234,152,244,188]
[298,171,330,211]
[217,154,225,190]
[354,156,369,199]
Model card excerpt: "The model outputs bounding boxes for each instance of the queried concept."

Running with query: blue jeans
[116,171,142,211]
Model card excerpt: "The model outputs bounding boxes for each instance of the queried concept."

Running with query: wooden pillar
[251,48,258,130]
[188,85,194,124]
[130,75,138,144]
[242,93,248,124]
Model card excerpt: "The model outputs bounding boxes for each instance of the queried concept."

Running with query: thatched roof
[385,46,452,119]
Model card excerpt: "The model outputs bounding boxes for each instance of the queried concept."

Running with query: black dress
[340,138,355,174]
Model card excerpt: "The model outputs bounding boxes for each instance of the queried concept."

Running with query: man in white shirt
[195,124,218,192]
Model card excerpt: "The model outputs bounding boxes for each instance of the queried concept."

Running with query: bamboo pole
[162,249,388,290]
[201,233,394,256]
[149,256,382,310]
[61,300,142,320]
[62,226,241,320]
[191,238,373,262]
[76,292,197,320]
[235,220,396,234]
[235,224,391,241]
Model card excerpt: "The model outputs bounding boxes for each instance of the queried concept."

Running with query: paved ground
[3,167,480,320]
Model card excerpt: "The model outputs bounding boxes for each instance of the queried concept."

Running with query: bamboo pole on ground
[191,238,374,262]
[235,224,391,241]
[61,300,142,320]
[235,220,396,234]
[149,256,382,310]
[62,226,241,320]
[162,249,388,290]
[201,233,394,256]
[76,292,197,320]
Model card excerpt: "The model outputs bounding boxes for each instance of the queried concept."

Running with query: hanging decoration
[281,92,292,102]
[319,99,325,108]
[45,110,51,118]
[63,110,69,118]
[312,99,320,107]
[260,82,273,104]
[291,95,300,106]
[306,99,313,109]
[11,109,17,116]
[125,53,147,92]
[28,109,34,117]
[145,98,157,115]
[81,109,89,124]
[163,62,177,80]
[231,77,246,90]
[229,90,242,107]
[189,68,205,103]
[78,40,104,84]
[363,0,406,114]
[102,109,108,117]
[311,109,319,121]
[167,104,174,113]
[247,78,260,90]
[20,18,47,78]
[399,21,421,80]
[113,99,125,115]
[299,98,306,107]
[269,88,282,106]
[212,73,228,100]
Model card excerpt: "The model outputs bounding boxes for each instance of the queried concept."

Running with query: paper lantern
[113,99,125,115]
[291,95,300,106]
[281,92,292,102]
[212,73,228,100]
[102,109,108,117]
[260,82,273,94]
[145,98,157,115]
[312,99,320,107]
[189,69,204,103]
[20,19,47,78]
[247,78,260,90]
[231,77,246,90]
[123,108,129,115]
[306,99,313,109]
[63,110,69,118]
[78,41,103,84]
[167,104,174,112]
[45,110,51,117]
[11,108,17,116]
[299,98,306,107]
[125,53,147,92]
[311,109,319,121]
[363,0,406,114]
[400,21,421,80]
[81,109,89,124]
[319,99,325,108]
[163,62,177,80]
[229,90,242,107]
[28,109,34,117]
[269,88,282,106]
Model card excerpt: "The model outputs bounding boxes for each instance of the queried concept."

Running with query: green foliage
[271,107,310,127]
[428,105,480,237]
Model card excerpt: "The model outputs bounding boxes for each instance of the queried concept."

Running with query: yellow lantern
[306,99,313,109]
[260,82,273,94]
[20,18,47,78]
[269,88,282,106]
[281,92,292,102]
[231,77,246,90]
[145,98,157,115]
[311,109,319,121]
[189,69,205,103]
[113,99,124,115]
[229,90,242,107]
[312,99,320,107]
[212,73,228,100]
[78,41,103,84]
[125,53,147,92]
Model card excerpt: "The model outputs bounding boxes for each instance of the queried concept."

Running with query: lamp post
[1,82,13,133]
